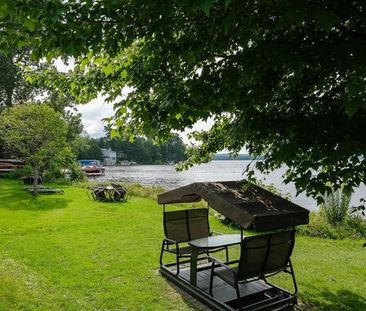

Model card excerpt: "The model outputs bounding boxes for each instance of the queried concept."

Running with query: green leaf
[344,99,360,117]
[22,19,37,32]
[120,70,128,79]
[0,2,8,17]
[224,0,232,9]
[199,0,215,15]
[223,16,235,33]
[110,128,121,139]
[102,63,114,76]
[25,75,33,84]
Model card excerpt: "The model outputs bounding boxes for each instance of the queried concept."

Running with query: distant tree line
[75,134,187,165]
[213,154,264,161]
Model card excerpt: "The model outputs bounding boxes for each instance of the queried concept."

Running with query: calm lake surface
[97,160,366,211]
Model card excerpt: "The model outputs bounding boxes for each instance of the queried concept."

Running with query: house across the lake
[101,148,117,166]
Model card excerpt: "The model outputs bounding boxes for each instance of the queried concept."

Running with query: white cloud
[76,95,114,138]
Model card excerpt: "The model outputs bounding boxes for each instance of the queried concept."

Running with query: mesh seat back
[237,234,270,280]
[265,230,295,273]
[163,208,210,243]
[164,210,190,243]
[237,230,295,280]
[187,209,210,240]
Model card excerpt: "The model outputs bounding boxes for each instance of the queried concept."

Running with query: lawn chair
[209,230,297,310]
[94,187,108,201]
[160,208,229,275]
[111,183,128,202]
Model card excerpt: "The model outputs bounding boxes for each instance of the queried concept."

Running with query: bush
[3,165,33,179]
[43,160,86,184]
[320,187,351,226]
[126,183,165,198]
[297,210,366,240]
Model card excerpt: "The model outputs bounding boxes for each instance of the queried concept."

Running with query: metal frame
[208,230,298,311]
[160,263,297,311]
[159,203,298,311]
[160,204,229,275]
[208,259,298,310]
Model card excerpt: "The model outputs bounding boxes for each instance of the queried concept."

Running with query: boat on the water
[79,160,105,177]
[0,159,24,175]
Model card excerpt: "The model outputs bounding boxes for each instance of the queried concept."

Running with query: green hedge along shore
[0,179,365,310]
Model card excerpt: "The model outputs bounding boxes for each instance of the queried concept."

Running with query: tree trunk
[33,167,39,196]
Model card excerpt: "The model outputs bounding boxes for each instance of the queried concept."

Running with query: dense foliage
[0,50,31,109]
[297,210,366,240]
[0,1,366,199]
[0,46,83,159]
[0,104,73,194]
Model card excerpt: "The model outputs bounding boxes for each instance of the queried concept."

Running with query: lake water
[96,160,366,211]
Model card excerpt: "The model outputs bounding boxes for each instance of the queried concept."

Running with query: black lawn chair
[160,208,229,275]
[209,230,297,310]
[94,187,108,201]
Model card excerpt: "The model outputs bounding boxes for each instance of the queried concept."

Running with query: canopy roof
[158,180,309,231]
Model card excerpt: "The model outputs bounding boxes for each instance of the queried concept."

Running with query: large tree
[0,103,72,195]
[1,1,366,199]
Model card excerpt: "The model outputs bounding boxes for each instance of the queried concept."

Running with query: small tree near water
[0,103,70,195]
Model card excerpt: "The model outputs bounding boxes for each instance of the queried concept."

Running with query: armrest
[210,257,236,274]
[210,231,224,236]
[164,238,177,245]
[163,238,179,251]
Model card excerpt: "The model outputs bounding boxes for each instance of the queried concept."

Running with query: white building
[101,148,117,166]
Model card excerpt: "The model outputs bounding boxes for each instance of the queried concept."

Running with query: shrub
[3,165,33,180]
[320,187,351,226]
[125,183,165,198]
[297,210,366,240]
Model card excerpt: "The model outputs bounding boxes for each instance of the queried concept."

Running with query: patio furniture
[209,230,297,310]
[89,184,128,202]
[160,208,229,275]
[189,234,242,286]
[158,180,308,311]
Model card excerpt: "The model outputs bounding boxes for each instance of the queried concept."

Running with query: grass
[0,179,365,310]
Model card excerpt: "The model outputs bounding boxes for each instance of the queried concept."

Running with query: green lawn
[0,179,365,310]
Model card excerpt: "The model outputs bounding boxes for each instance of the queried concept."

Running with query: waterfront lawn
[0,179,365,310]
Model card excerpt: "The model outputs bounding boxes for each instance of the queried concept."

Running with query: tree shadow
[0,187,70,211]
[162,276,365,311]
[299,286,366,310]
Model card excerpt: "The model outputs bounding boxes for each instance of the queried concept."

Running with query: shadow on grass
[164,277,365,311]
[164,279,209,311]
[0,187,71,211]
[298,286,366,310]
